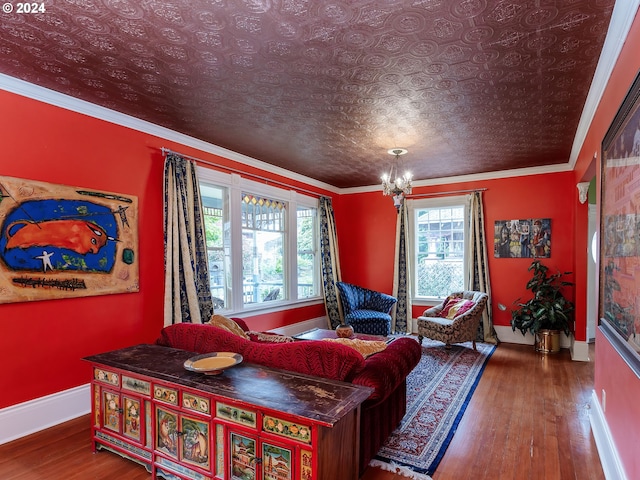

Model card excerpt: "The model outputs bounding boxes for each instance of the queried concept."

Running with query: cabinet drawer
[182,392,210,416]
[215,402,257,428]
[122,375,150,396]
[94,367,119,387]
[153,384,178,405]
[262,415,312,444]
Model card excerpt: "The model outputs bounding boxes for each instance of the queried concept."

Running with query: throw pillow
[445,300,474,319]
[322,338,387,359]
[208,314,249,339]
[453,300,476,318]
[247,331,295,343]
[440,297,460,317]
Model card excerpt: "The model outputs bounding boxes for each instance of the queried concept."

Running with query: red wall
[586,10,640,480]
[595,329,640,479]
[0,91,327,409]
[4,13,640,473]
[336,173,576,327]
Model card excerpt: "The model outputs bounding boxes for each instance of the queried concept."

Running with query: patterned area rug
[372,338,496,478]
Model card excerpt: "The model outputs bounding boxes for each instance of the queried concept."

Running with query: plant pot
[535,329,561,354]
[335,324,354,338]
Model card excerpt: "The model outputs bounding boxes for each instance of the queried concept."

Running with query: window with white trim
[199,168,320,314]
[241,193,286,306]
[410,195,468,300]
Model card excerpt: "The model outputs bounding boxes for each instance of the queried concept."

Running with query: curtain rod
[161,147,323,198]
[408,188,487,199]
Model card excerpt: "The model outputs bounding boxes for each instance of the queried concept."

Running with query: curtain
[467,191,498,344]
[319,196,343,329]
[163,153,213,326]
[392,201,412,334]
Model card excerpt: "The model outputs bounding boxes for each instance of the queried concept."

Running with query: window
[411,196,468,300]
[241,193,286,306]
[297,206,319,299]
[201,184,229,310]
[199,168,320,314]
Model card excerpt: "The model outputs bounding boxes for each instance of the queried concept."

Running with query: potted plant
[510,260,574,353]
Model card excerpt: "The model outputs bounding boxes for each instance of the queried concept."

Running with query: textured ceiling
[0,0,614,188]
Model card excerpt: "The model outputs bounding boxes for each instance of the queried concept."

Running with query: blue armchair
[336,282,397,336]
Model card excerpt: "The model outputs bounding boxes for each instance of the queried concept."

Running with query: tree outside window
[412,198,467,299]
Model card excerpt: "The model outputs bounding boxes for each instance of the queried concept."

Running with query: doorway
[587,202,597,342]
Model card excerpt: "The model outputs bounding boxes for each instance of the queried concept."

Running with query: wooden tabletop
[85,344,372,427]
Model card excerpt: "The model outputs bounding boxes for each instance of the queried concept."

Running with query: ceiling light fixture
[381,148,412,211]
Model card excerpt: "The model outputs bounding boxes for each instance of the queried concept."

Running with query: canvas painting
[600,70,640,365]
[494,218,551,258]
[0,175,139,303]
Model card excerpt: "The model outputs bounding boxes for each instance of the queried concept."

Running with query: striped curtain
[163,153,213,326]
[392,201,412,334]
[467,191,498,344]
[319,196,343,329]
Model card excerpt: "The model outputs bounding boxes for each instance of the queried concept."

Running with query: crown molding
[2,0,633,204]
[341,162,573,195]
[568,0,640,168]
[0,74,339,195]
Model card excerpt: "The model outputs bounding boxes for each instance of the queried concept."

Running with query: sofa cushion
[156,323,365,382]
[156,323,252,355]
[243,340,365,382]
[247,331,295,343]
[229,317,250,332]
[208,314,249,339]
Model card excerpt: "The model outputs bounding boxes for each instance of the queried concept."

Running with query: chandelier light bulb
[381,148,412,211]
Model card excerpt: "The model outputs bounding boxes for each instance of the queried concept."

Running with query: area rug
[372,338,496,478]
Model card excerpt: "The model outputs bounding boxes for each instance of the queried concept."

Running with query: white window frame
[409,195,469,304]
[198,166,322,315]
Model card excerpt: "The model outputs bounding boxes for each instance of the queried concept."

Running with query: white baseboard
[571,339,591,362]
[269,316,328,336]
[590,390,627,480]
[0,318,327,445]
[494,325,572,349]
[0,384,90,445]
[495,325,534,345]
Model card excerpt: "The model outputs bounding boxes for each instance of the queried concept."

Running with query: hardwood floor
[0,343,603,480]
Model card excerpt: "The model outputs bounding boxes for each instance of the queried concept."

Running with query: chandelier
[381,148,412,211]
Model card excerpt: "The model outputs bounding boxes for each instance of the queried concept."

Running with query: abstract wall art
[0,175,139,304]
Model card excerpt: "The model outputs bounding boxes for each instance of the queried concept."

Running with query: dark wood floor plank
[0,343,604,480]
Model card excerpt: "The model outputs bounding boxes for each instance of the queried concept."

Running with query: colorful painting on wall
[493,218,551,258]
[599,69,640,368]
[0,175,139,303]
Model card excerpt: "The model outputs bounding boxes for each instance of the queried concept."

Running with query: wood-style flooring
[0,343,604,480]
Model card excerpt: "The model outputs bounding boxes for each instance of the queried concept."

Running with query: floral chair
[336,282,397,336]
[417,290,488,350]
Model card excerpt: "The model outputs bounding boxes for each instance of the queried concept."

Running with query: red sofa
[156,321,422,475]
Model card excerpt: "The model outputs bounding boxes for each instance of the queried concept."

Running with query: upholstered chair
[336,282,397,336]
[417,290,488,350]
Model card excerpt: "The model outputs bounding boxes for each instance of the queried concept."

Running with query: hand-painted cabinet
[85,344,372,480]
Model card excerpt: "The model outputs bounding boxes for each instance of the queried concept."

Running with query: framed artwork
[230,432,256,480]
[180,415,210,470]
[493,218,551,258]
[262,442,292,480]
[599,69,640,374]
[0,175,139,303]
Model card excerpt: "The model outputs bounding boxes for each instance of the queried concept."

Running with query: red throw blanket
[156,323,365,382]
